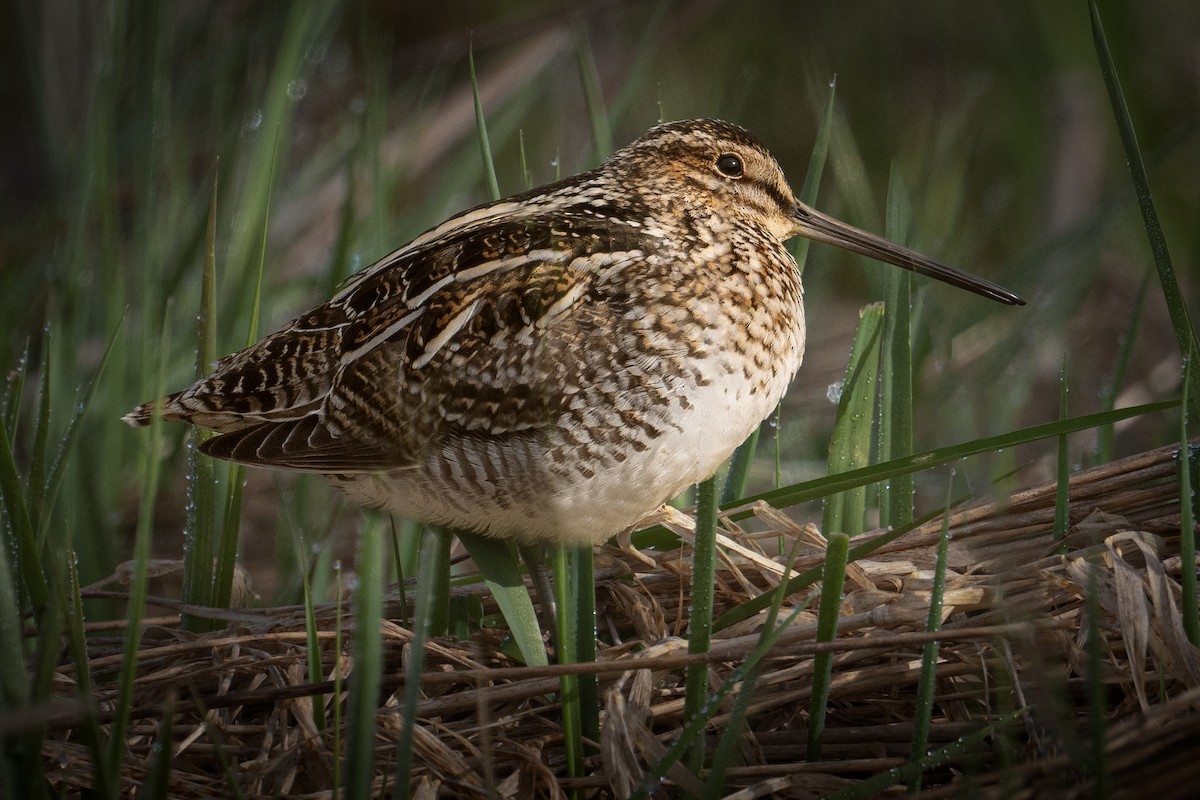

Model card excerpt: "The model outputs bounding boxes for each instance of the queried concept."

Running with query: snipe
[125,119,1023,544]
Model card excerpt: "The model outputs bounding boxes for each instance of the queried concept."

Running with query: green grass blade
[26,347,50,537]
[213,132,277,615]
[633,600,813,799]
[345,514,384,800]
[1098,269,1151,462]
[0,513,29,711]
[290,513,328,731]
[142,694,176,800]
[823,303,884,536]
[879,166,913,529]
[61,542,112,796]
[301,565,327,730]
[721,429,760,506]
[396,525,444,792]
[825,710,1028,800]
[458,530,549,667]
[1180,357,1198,646]
[332,568,345,795]
[685,475,719,774]
[107,304,170,783]
[468,39,501,202]
[908,480,954,791]
[716,502,956,632]
[805,531,849,762]
[705,539,804,798]
[0,343,27,434]
[553,543,584,783]
[188,691,246,800]
[0,417,46,617]
[182,170,221,630]
[518,130,533,191]
[606,0,671,125]
[36,318,123,547]
[1089,0,1200,404]
[1054,361,1070,550]
[389,518,410,628]
[793,75,837,274]
[571,14,612,164]
[223,4,334,299]
[727,399,1179,521]
[573,546,599,748]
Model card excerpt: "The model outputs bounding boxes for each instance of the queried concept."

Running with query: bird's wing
[189,209,657,472]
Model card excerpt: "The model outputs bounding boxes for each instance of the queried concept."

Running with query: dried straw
[30,441,1200,798]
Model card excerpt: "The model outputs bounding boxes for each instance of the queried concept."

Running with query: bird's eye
[716,154,744,178]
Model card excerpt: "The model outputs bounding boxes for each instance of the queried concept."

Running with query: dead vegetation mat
[34,442,1200,797]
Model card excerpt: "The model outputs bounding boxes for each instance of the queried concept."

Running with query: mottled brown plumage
[125,119,1022,543]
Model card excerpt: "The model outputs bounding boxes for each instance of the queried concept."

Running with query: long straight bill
[792,203,1025,306]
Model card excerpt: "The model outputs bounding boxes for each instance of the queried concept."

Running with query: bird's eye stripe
[763,184,795,217]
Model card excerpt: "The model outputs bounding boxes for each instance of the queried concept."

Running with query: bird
[124,118,1023,545]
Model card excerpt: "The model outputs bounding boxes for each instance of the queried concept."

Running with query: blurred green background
[1,0,1194,603]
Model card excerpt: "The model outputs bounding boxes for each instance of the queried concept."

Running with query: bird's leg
[519,544,558,648]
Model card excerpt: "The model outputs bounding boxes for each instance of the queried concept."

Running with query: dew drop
[243,108,263,134]
[826,381,844,404]
[305,43,327,65]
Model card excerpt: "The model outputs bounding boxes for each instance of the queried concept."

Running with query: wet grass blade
[396,525,444,792]
[1054,361,1070,550]
[796,75,835,275]
[716,501,957,632]
[142,694,176,800]
[301,557,327,730]
[345,514,384,800]
[825,710,1028,800]
[1180,357,1198,646]
[182,170,221,631]
[26,347,50,537]
[468,39,500,201]
[805,531,849,762]
[793,75,837,274]
[213,134,277,614]
[573,546,599,748]
[0,411,46,619]
[223,4,334,297]
[727,399,1179,521]
[0,493,29,709]
[1089,0,1200,404]
[553,543,584,783]
[823,303,884,537]
[332,568,345,794]
[1098,269,1151,463]
[879,166,913,529]
[908,479,954,791]
[684,476,719,774]
[572,14,612,164]
[0,457,33,797]
[705,538,804,798]
[108,304,170,785]
[633,600,813,799]
[459,530,548,667]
